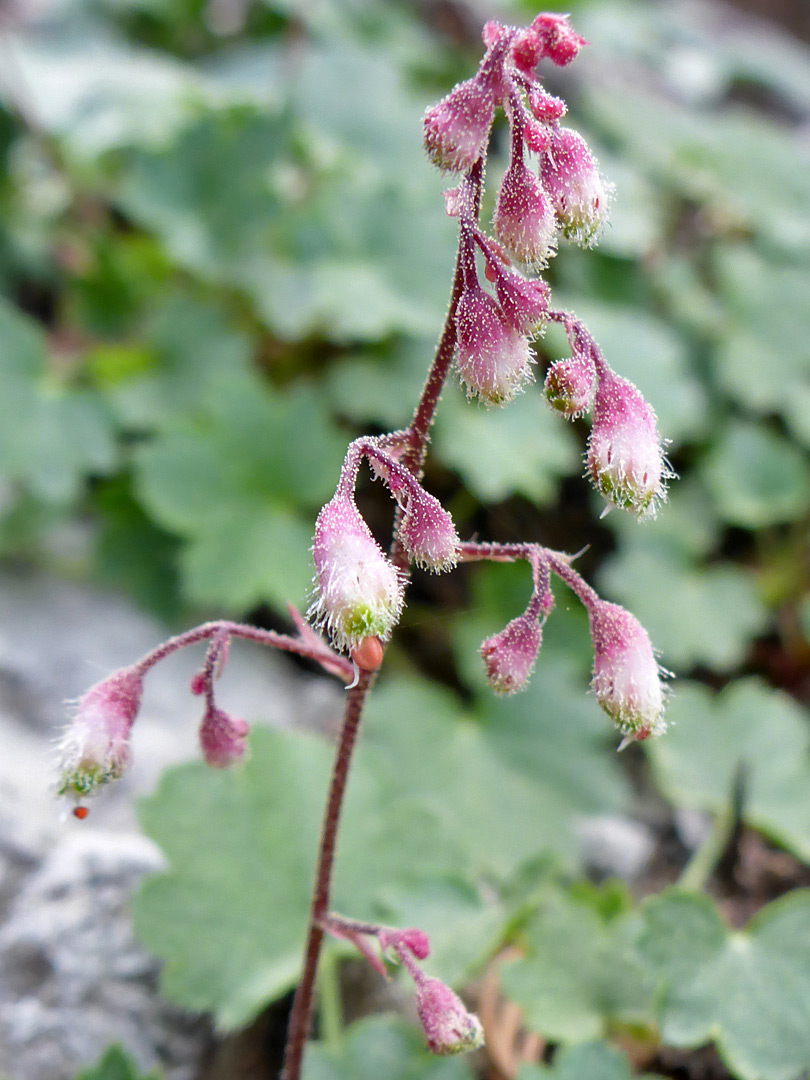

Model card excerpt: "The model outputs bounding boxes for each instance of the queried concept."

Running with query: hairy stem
[282,163,483,1079]
[132,619,353,683]
[281,669,374,1080]
[401,159,484,483]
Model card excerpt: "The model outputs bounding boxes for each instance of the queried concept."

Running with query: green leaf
[303,1015,475,1080]
[712,248,810,423]
[501,891,654,1042]
[136,722,475,1028]
[134,372,345,609]
[96,292,253,432]
[360,674,629,881]
[135,668,628,1028]
[135,729,331,1029]
[700,421,810,528]
[647,679,810,862]
[599,538,768,671]
[0,298,117,503]
[433,389,580,504]
[74,1046,161,1080]
[637,889,810,1080]
[518,1040,663,1080]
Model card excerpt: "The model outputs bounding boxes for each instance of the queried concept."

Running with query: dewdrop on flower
[493,158,557,268]
[310,495,404,651]
[415,977,485,1057]
[587,369,669,517]
[588,599,666,741]
[399,489,460,573]
[544,355,594,417]
[540,127,614,247]
[199,705,249,768]
[480,611,542,694]
[57,667,143,800]
[424,75,495,172]
[455,281,533,405]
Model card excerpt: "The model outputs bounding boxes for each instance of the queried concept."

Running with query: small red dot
[73,805,89,820]
[484,262,498,283]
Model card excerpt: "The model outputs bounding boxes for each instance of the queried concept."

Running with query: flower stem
[401,159,483,484]
[281,669,374,1080]
[281,163,483,1078]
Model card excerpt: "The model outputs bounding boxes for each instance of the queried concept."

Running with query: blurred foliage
[8,0,808,1077]
[75,1046,162,1080]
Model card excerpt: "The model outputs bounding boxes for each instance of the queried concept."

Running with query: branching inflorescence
[57,12,672,1078]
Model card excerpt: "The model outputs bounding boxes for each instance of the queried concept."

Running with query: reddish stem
[400,159,484,483]
[280,670,373,1080]
[132,620,353,683]
[281,160,485,1080]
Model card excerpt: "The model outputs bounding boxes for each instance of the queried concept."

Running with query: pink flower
[310,495,404,650]
[199,705,249,768]
[480,612,542,694]
[540,127,613,246]
[378,927,431,961]
[415,978,485,1056]
[495,269,549,334]
[57,667,143,799]
[527,86,566,123]
[399,489,460,572]
[493,158,557,268]
[544,355,595,417]
[424,75,495,172]
[588,600,666,738]
[455,282,533,405]
[530,13,588,67]
[587,370,669,517]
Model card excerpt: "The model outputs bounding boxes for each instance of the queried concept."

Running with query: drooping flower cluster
[424,15,612,408]
[423,16,670,520]
[544,316,672,517]
[322,914,485,1057]
[461,542,668,743]
[57,616,355,812]
[309,437,460,652]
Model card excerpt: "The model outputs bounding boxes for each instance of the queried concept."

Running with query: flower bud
[587,370,668,517]
[199,705,249,768]
[530,13,587,66]
[588,600,666,739]
[528,86,566,123]
[399,490,460,572]
[455,282,534,405]
[424,76,495,172]
[495,270,549,334]
[57,667,143,799]
[544,355,594,417]
[415,978,485,1056]
[540,128,613,246]
[378,927,431,960]
[510,27,544,72]
[480,612,542,694]
[493,159,557,268]
[522,119,551,155]
[310,495,405,650]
